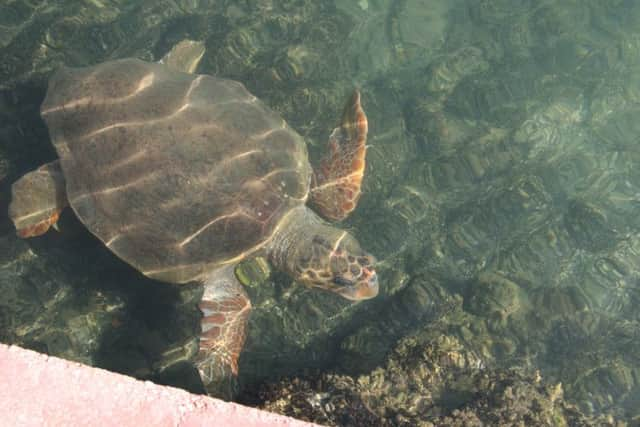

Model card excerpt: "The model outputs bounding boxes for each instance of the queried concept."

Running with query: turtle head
[295,232,378,301]
[268,207,378,301]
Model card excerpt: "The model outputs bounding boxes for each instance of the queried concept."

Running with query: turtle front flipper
[9,160,67,238]
[310,90,368,221]
[159,39,205,74]
[195,264,251,398]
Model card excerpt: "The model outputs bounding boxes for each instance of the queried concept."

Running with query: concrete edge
[0,343,320,427]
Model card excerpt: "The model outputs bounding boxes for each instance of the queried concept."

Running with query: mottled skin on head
[267,206,378,302]
[300,234,377,300]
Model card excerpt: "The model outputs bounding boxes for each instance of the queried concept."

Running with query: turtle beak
[334,268,379,301]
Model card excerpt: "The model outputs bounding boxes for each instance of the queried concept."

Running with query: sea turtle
[8,41,378,395]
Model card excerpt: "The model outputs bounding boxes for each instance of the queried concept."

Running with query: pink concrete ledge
[0,343,319,427]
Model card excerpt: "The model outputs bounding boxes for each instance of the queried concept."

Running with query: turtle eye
[333,276,354,287]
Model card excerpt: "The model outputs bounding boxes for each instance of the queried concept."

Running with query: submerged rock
[248,327,619,426]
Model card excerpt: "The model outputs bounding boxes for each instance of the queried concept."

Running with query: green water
[1,1,639,425]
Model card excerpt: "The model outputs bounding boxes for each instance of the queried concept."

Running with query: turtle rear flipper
[9,160,67,238]
[194,264,251,398]
[310,90,368,221]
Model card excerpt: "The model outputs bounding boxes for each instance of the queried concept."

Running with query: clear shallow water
[1,0,639,424]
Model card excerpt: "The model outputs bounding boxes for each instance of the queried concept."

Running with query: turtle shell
[41,59,311,283]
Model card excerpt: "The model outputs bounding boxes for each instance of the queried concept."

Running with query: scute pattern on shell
[41,59,311,283]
